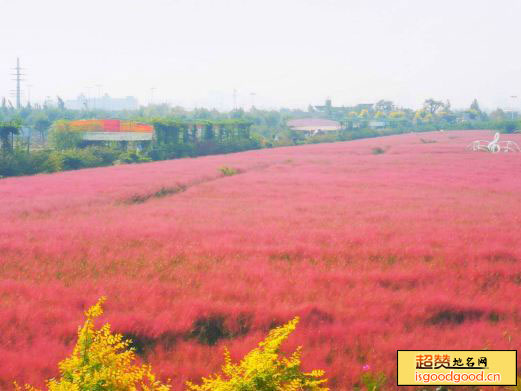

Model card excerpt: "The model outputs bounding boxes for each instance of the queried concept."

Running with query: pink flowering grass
[1,130,520,389]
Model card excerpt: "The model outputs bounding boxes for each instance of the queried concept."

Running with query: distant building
[369,121,386,129]
[65,94,139,111]
[314,99,374,118]
[287,118,342,135]
[67,119,153,141]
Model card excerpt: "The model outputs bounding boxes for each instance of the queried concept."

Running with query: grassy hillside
[1,130,520,390]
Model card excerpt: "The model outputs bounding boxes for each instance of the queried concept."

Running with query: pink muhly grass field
[1,130,520,389]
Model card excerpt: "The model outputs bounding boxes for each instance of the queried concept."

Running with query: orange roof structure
[68,119,153,133]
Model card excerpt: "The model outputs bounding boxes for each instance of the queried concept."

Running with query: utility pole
[233,88,237,110]
[11,58,24,109]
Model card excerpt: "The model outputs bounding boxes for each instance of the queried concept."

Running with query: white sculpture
[468,132,520,153]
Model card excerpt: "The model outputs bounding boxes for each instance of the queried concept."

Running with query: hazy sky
[1,0,521,110]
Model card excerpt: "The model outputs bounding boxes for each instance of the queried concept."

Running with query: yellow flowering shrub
[14,299,328,391]
[15,297,170,391]
[186,317,328,391]
[508,377,521,391]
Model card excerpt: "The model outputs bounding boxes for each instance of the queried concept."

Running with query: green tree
[437,110,456,123]
[29,111,52,141]
[490,108,506,121]
[359,109,369,119]
[35,118,51,141]
[423,98,444,115]
[470,98,481,113]
[374,100,394,114]
[48,121,83,150]
[56,96,65,110]
[467,99,485,120]
[0,121,21,153]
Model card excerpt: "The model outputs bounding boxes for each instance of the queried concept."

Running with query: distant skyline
[1,0,521,111]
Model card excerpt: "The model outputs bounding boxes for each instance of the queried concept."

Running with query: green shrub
[48,128,83,150]
[371,147,386,155]
[0,153,21,177]
[0,146,153,178]
[357,372,387,391]
[26,150,61,173]
[118,151,152,164]
[91,147,120,165]
[0,150,58,177]
[503,121,518,134]
[50,149,104,170]
[219,166,239,176]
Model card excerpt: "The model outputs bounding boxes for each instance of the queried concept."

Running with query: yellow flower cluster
[15,299,328,391]
[186,317,328,391]
[508,377,521,391]
[15,297,170,391]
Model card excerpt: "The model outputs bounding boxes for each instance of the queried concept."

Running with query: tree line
[1,96,520,178]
